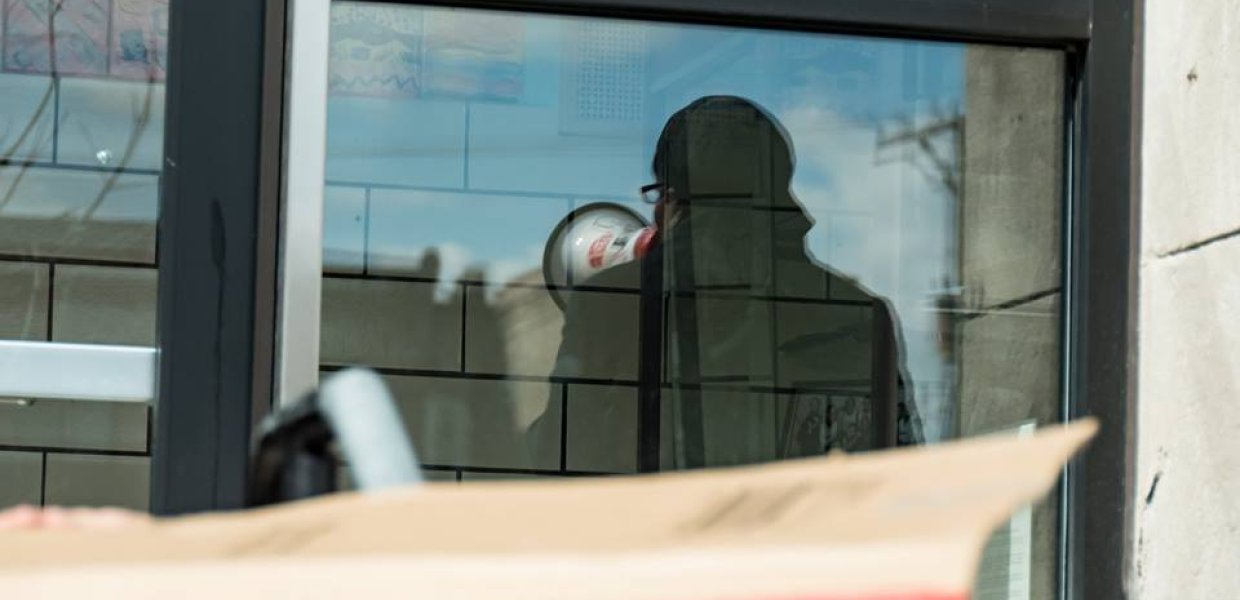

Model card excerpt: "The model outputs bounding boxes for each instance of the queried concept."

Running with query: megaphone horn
[542,202,654,310]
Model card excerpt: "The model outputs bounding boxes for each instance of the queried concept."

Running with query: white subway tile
[0,399,148,452]
[0,73,55,162]
[773,301,873,389]
[467,103,645,198]
[366,188,568,285]
[541,289,639,381]
[463,284,561,378]
[383,375,560,471]
[0,261,49,341]
[0,451,42,508]
[0,167,157,264]
[564,384,638,473]
[52,265,157,346]
[326,98,466,188]
[695,388,781,468]
[44,454,150,511]
[323,186,367,274]
[321,277,462,371]
[56,79,165,171]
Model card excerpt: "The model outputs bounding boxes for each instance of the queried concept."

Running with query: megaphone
[542,202,655,310]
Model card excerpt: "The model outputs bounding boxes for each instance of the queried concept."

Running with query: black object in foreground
[248,368,423,507]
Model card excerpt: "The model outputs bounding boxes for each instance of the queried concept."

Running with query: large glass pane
[0,0,168,512]
[317,4,1064,598]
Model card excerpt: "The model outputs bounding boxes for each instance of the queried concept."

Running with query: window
[0,0,169,512]
[304,3,1067,597]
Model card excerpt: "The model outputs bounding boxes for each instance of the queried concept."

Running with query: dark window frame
[154,2,1139,600]
[153,0,286,514]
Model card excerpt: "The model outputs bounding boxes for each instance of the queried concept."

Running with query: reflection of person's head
[650,96,800,222]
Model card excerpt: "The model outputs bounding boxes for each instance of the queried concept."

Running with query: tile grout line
[104,0,115,78]
[462,103,470,190]
[559,384,569,474]
[0,157,160,176]
[459,284,467,372]
[39,452,47,507]
[51,76,60,162]
[46,262,55,340]
[0,444,149,458]
[0,253,154,269]
[362,187,371,275]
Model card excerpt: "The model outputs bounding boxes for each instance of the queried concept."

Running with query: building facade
[0,0,1235,598]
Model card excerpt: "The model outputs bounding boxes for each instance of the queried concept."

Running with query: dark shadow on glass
[537,96,924,472]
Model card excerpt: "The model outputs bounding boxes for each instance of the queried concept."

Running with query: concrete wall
[1135,0,1240,596]
[960,45,1066,600]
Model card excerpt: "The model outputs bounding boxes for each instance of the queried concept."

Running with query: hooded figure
[535,96,923,473]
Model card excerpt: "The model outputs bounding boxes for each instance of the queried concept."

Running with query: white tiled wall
[0,68,164,509]
[318,194,876,477]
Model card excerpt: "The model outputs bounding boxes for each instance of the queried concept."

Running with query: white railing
[0,340,156,404]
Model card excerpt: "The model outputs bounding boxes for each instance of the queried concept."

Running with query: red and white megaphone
[543,202,656,310]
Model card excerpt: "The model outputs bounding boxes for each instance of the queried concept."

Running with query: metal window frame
[277,0,332,409]
[155,0,1140,598]
[152,0,287,515]
[1066,3,1142,600]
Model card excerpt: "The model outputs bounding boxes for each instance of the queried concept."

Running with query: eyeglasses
[640,182,670,204]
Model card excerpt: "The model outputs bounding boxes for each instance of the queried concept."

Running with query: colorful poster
[109,0,168,81]
[422,10,523,102]
[2,0,109,76]
[328,4,423,98]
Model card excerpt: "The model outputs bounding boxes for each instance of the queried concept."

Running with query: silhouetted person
[535,96,923,473]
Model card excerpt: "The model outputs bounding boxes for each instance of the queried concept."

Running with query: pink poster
[422,10,523,101]
[328,4,423,98]
[109,0,168,81]
[2,0,109,76]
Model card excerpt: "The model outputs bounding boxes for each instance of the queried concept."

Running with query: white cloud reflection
[784,104,958,441]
